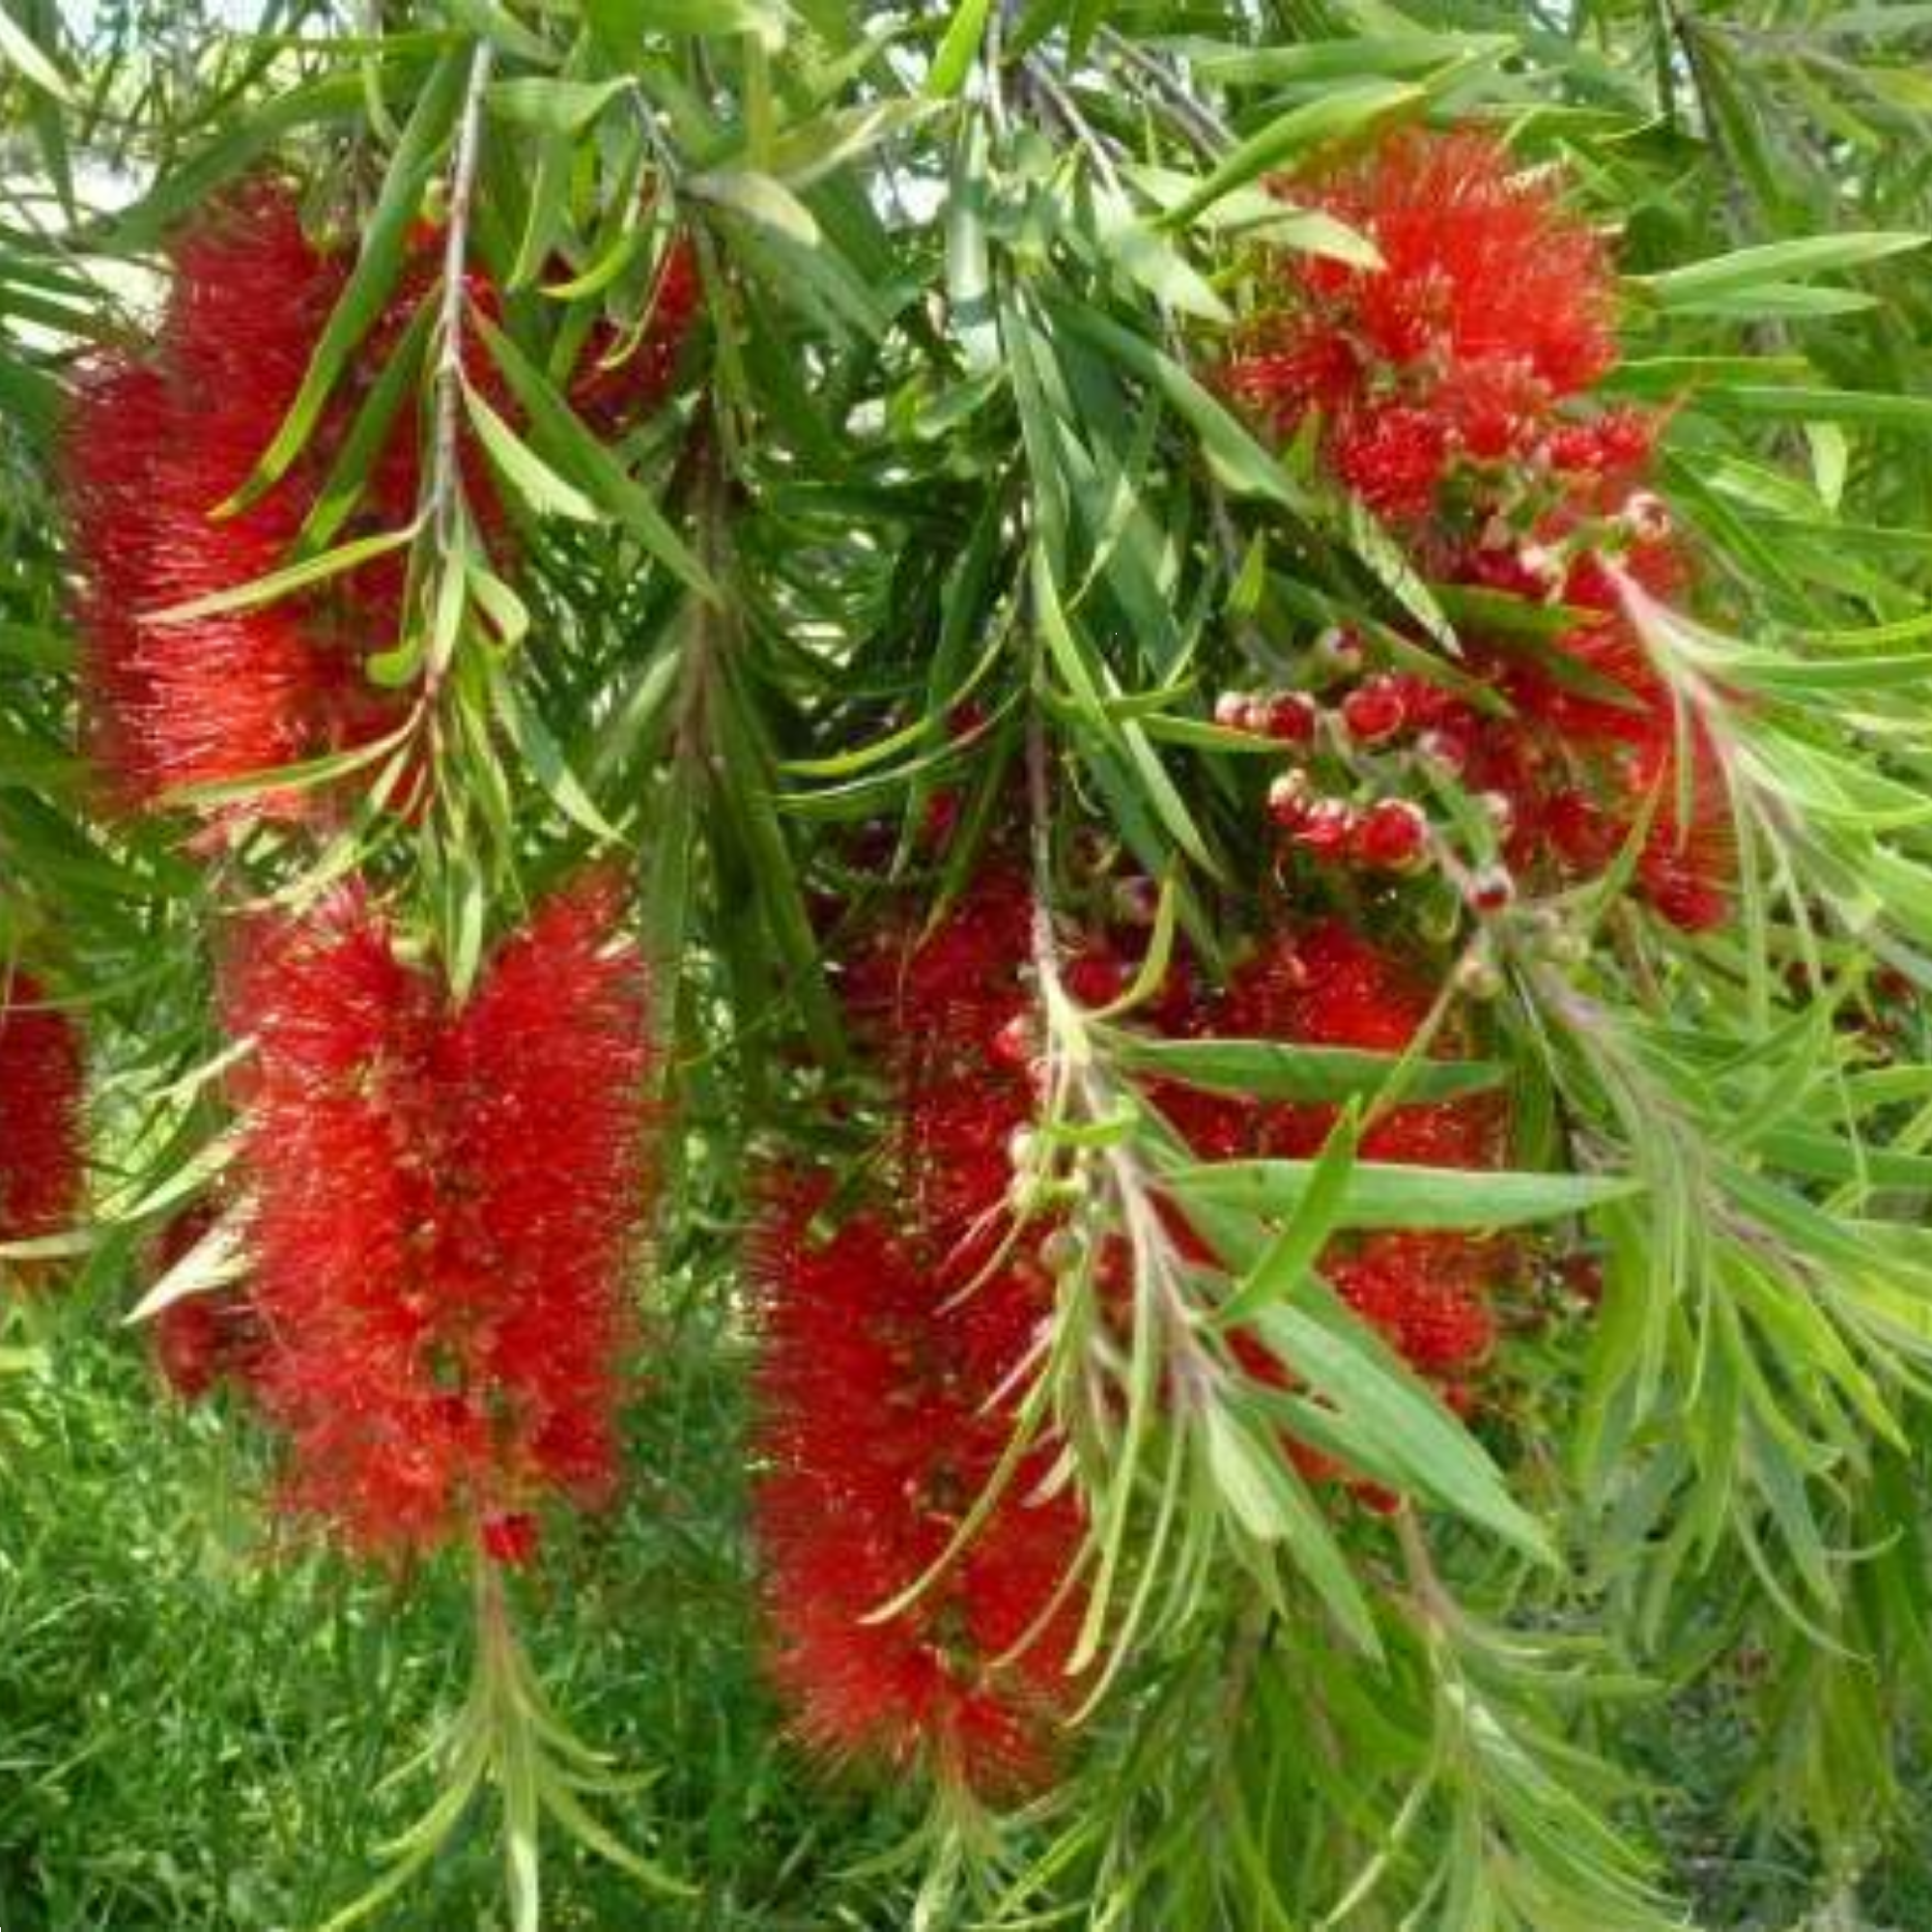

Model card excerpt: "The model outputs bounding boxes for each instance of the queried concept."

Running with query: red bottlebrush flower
[569,235,701,435]
[1159,923,1510,1407]
[1331,407,1452,520]
[62,179,514,819]
[222,874,651,1559]
[755,868,1091,1794]
[753,1188,1082,1796]
[64,185,352,811]
[1328,1235,1498,1378]
[1227,129,1616,516]
[0,972,83,1268]
[1438,526,1734,931]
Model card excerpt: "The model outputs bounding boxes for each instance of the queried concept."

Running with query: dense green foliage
[9,2,1932,1927]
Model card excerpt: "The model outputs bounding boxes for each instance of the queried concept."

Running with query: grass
[0,1308,915,1931]
[7,1306,1932,1930]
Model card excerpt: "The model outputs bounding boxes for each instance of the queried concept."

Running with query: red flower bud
[1351,798,1430,871]
[1340,676,1408,746]
[1257,692,1320,745]
[1290,797,1357,858]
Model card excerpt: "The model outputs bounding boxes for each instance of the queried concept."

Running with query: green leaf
[1048,299,1311,513]
[491,673,626,844]
[1189,34,1513,86]
[1656,285,1881,321]
[928,0,990,98]
[144,526,418,628]
[946,114,997,374]
[163,711,420,811]
[1167,1159,1640,1232]
[123,1208,247,1324]
[465,384,600,522]
[1092,189,1231,324]
[686,169,820,247]
[1695,386,1932,434]
[0,6,70,100]
[487,76,629,133]
[1121,1034,1502,1105]
[582,0,784,50]
[1217,1110,1360,1329]
[1202,1403,1382,1654]
[1122,166,1381,264]
[219,49,469,516]
[475,314,718,601]
[1251,1299,1553,1562]
[1158,82,1423,229]
[1635,231,1926,307]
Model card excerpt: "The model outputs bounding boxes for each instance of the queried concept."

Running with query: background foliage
[9,0,1932,1926]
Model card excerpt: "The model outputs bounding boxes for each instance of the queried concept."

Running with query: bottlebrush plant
[6,4,1932,1929]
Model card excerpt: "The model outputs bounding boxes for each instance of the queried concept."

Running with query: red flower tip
[0,974,83,1272]
[480,1511,541,1567]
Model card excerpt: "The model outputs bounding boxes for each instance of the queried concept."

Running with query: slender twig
[1024,704,1215,1404]
[1022,56,1124,194]
[1095,26,1233,155]
[426,37,494,568]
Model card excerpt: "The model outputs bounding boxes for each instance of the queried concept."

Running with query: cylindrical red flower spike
[756,869,1091,1796]
[222,875,652,1559]
[753,1186,1082,1795]
[62,179,516,819]
[0,972,83,1274]
[64,185,352,811]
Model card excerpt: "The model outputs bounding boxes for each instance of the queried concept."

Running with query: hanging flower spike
[223,886,469,1555]
[0,972,83,1281]
[753,1187,1083,1798]
[62,180,521,819]
[754,867,1089,1798]
[1227,128,1617,517]
[440,871,655,1519]
[67,184,349,810]
[224,875,653,1561]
